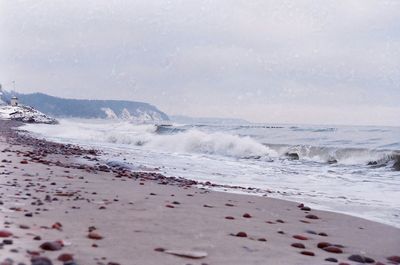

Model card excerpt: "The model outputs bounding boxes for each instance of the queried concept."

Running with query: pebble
[154,247,166,252]
[236,232,247,237]
[291,243,305,249]
[0,231,12,238]
[325,257,338,262]
[387,256,400,263]
[164,249,208,259]
[40,241,63,251]
[300,251,315,256]
[317,242,331,249]
[348,254,375,263]
[225,216,235,220]
[88,231,103,240]
[323,246,343,254]
[242,213,252,218]
[52,222,63,230]
[3,239,13,245]
[301,206,311,211]
[57,253,74,262]
[31,257,53,265]
[293,235,308,240]
[305,214,319,220]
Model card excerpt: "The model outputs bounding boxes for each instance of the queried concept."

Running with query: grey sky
[1,0,399,125]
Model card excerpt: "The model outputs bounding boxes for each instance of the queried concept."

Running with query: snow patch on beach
[0,105,57,124]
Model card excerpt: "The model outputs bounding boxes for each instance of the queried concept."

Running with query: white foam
[23,119,275,159]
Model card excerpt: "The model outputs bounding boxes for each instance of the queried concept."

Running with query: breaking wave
[22,120,400,170]
[265,143,400,170]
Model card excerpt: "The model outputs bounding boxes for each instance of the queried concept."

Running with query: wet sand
[0,120,399,265]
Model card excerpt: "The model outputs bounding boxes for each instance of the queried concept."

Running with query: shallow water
[22,119,400,228]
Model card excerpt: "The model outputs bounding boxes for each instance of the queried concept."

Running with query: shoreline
[0,120,399,265]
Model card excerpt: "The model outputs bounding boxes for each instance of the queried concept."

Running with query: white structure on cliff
[11,96,19,106]
[0,84,4,106]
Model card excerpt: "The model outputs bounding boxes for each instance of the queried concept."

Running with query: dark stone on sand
[3,239,13,245]
[154,247,165,252]
[293,235,308,240]
[323,246,343,254]
[325,257,338,262]
[257,238,267,242]
[107,263,121,265]
[225,216,235,220]
[243,213,252,218]
[300,251,315,256]
[33,236,42,241]
[305,214,319,219]
[25,213,33,217]
[276,219,284,223]
[291,243,305,249]
[306,230,317,235]
[225,203,234,207]
[52,222,62,230]
[301,206,311,211]
[236,232,247,237]
[348,254,375,263]
[31,257,53,265]
[165,204,175,208]
[318,232,328,236]
[317,242,331,249]
[57,253,73,262]
[40,241,63,251]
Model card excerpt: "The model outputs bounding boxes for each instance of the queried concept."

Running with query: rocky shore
[0,120,399,265]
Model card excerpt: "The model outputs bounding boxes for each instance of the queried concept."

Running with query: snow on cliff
[0,105,58,124]
[102,107,165,123]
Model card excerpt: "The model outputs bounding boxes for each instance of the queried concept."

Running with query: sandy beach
[0,120,399,265]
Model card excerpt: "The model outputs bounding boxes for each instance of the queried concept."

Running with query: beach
[0,120,399,265]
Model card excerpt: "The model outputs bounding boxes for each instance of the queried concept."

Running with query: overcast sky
[1,0,399,126]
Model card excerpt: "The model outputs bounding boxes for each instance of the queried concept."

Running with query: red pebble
[293,235,308,240]
[88,231,103,240]
[58,253,74,262]
[323,246,343,254]
[388,256,400,263]
[52,222,63,230]
[40,241,63,251]
[317,242,332,249]
[0,230,12,238]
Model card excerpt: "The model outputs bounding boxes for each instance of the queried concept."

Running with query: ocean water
[21,119,400,228]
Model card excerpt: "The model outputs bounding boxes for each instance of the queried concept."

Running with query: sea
[21,119,400,228]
